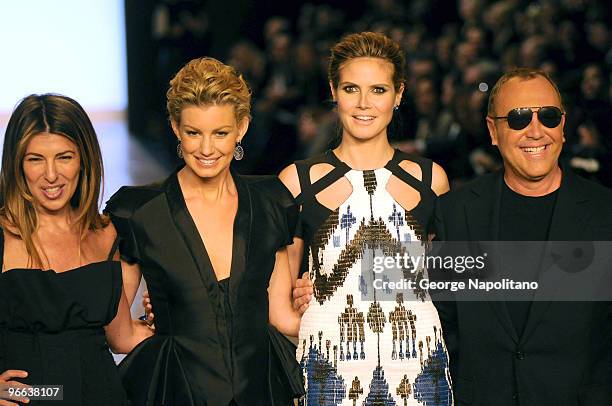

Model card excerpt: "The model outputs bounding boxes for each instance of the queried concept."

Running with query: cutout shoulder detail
[384,152,434,195]
[383,152,436,212]
[309,163,336,184]
[278,164,301,199]
[294,152,350,205]
[309,163,353,212]
[385,174,422,212]
[398,159,423,182]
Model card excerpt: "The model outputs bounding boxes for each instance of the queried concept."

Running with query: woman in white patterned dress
[280,32,453,406]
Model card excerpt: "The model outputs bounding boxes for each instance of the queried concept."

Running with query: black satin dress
[105,169,298,406]
[0,232,129,406]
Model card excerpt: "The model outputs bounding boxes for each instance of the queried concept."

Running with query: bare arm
[104,257,152,354]
[286,238,305,282]
[104,221,142,308]
[104,285,153,354]
[431,161,450,196]
[122,259,142,308]
[278,164,305,280]
[278,164,313,313]
[268,247,302,337]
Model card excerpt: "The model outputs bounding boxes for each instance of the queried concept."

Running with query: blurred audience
[147,0,611,186]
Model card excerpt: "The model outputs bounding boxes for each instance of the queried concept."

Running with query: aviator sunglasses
[489,106,564,130]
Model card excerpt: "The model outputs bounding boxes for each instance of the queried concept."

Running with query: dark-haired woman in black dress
[0,94,152,406]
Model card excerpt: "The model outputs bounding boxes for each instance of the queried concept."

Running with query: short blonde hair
[166,57,252,124]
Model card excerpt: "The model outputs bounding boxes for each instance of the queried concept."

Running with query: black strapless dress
[0,234,128,406]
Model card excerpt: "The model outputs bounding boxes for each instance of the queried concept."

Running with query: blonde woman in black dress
[106,57,303,406]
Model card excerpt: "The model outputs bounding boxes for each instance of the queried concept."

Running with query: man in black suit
[433,68,612,405]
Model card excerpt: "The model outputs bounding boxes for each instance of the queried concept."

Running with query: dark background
[124,0,612,187]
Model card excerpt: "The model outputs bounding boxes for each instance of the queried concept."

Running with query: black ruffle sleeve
[248,176,299,248]
[104,186,143,264]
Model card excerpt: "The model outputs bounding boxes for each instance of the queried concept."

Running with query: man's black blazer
[433,167,612,405]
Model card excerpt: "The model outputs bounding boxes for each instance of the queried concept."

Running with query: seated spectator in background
[293,105,334,161]
[145,0,610,188]
[564,63,612,186]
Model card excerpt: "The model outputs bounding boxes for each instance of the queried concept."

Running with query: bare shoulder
[398,159,423,181]
[0,216,20,237]
[99,221,118,241]
[278,164,301,198]
[1,222,26,252]
[1,230,30,269]
[431,161,450,196]
[2,229,25,252]
[309,162,335,183]
[397,157,449,195]
[85,221,118,256]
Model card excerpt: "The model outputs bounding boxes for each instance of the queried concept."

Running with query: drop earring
[176,141,183,158]
[233,140,244,160]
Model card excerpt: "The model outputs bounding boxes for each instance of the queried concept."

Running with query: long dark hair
[0,94,107,267]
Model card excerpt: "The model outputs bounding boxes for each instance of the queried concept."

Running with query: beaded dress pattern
[296,150,452,406]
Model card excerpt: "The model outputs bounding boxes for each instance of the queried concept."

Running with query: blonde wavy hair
[0,94,108,267]
[166,57,252,124]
